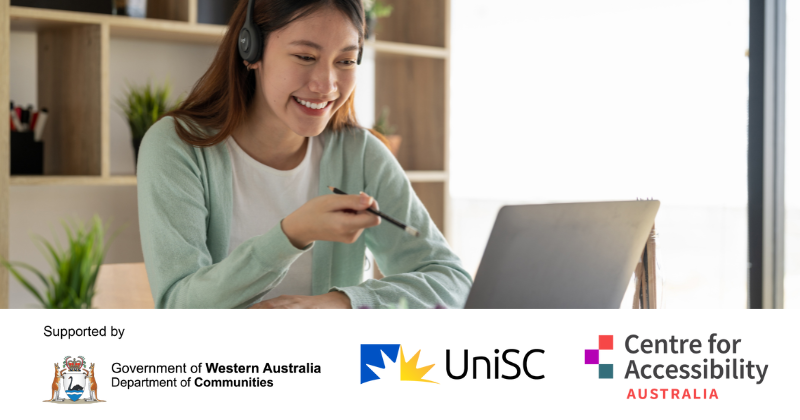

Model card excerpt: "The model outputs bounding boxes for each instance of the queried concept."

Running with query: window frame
[748,0,786,308]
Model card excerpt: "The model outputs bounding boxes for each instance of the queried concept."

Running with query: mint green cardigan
[137,117,473,309]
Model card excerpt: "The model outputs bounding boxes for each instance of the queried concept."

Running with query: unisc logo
[446,349,544,380]
[361,345,545,383]
[360,344,438,384]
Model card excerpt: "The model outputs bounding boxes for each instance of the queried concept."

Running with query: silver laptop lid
[464,200,660,309]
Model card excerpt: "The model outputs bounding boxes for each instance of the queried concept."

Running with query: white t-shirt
[225,135,323,303]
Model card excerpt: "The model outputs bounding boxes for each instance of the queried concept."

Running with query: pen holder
[10,131,44,175]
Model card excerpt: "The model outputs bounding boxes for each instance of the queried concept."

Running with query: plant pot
[385,135,402,157]
[132,136,143,171]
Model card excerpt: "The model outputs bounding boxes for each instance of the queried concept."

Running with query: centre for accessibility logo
[360,344,438,384]
[585,335,614,379]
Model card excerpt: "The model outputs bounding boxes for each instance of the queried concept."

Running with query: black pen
[327,186,419,237]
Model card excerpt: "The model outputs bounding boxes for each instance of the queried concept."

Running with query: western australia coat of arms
[44,356,105,403]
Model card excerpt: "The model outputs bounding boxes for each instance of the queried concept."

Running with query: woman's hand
[248,291,352,309]
[281,192,380,249]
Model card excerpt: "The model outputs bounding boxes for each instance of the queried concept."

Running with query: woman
[137,0,472,309]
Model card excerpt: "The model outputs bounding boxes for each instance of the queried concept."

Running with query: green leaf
[115,78,181,139]
[1,261,47,306]
[1,215,122,309]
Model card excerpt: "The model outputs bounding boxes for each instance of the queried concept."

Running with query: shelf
[10,6,226,45]
[368,41,448,59]
[10,172,446,187]
[10,6,450,55]
[405,171,448,182]
[10,176,137,186]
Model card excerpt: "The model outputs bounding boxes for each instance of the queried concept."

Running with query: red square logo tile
[599,335,613,350]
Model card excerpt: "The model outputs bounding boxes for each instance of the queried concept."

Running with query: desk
[93,263,153,309]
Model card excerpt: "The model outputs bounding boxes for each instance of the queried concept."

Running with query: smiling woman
[136,0,472,309]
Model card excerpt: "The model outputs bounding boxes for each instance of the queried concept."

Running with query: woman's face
[252,7,360,137]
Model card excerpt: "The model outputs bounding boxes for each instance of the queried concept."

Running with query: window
[450,0,750,308]
[785,1,798,307]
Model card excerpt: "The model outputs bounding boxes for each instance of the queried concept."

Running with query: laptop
[463,200,660,309]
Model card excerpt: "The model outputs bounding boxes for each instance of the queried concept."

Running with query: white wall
[108,38,219,175]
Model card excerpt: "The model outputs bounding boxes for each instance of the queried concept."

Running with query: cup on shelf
[113,0,147,18]
[10,131,44,175]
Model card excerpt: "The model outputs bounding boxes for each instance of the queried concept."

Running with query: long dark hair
[163,0,366,147]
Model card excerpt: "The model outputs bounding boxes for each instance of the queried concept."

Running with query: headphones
[238,0,364,65]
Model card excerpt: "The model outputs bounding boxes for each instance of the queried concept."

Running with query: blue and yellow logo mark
[360,344,437,384]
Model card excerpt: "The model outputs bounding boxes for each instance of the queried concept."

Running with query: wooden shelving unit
[374,0,450,235]
[0,0,451,308]
[1,0,10,309]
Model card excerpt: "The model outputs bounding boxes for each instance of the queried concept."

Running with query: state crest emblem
[44,356,105,403]
[62,356,87,402]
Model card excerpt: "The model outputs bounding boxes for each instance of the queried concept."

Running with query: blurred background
[449,0,752,308]
[2,0,796,308]
[448,0,797,309]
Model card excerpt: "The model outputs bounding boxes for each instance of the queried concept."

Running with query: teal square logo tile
[599,364,613,379]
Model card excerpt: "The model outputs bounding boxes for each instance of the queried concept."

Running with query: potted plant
[116,79,181,170]
[1,216,119,309]
[364,0,393,40]
[371,106,401,156]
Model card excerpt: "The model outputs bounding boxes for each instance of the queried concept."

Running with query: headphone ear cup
[238,0,263,64]
[238,24,263,64]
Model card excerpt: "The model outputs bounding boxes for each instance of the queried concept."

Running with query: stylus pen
[327,186,419,237]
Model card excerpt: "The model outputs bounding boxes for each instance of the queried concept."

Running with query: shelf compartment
[375,0,447,48]
[38,23,103,176]
[147,0,196,24]
[10,6,225,45]
[376,54,445,171]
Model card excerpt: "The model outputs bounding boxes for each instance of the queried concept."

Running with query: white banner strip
[0,310,796,418]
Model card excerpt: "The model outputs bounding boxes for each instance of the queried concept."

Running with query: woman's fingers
[284,192,381,245]
[365,192,380,211]
[333,193,380,234]
[336,211,381,230]
[324,192,377,212]
[249,295,302,309]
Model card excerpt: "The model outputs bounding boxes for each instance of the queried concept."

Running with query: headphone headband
[239,0,363,66]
